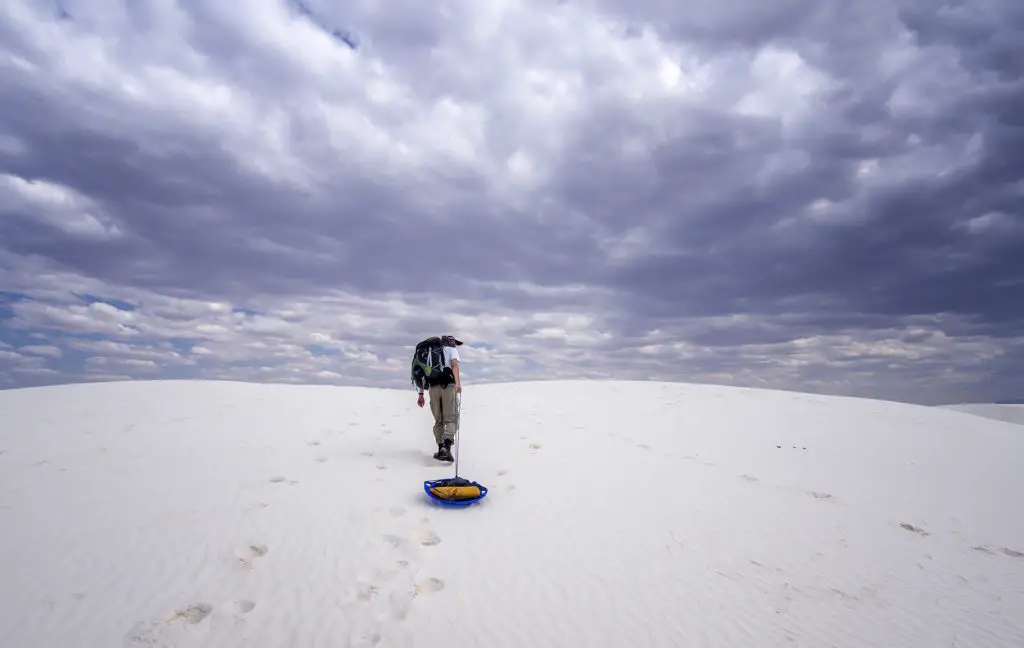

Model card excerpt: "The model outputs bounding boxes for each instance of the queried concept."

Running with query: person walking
[414,334,463,462]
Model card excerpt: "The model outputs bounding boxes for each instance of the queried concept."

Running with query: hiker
[412,335,463,461]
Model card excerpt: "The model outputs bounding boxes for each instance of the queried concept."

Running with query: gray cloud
[1,0,1022,404]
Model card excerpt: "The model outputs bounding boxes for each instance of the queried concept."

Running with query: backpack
[410,336,454,390]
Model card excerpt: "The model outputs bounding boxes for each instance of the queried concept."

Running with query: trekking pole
[454,392,462,478]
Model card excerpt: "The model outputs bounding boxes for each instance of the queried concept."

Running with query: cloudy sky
[1,0,1022,405]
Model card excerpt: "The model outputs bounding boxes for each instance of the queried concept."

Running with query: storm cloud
[1,0,1021,404]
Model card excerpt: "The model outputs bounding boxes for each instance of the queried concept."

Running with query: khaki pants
[429,384,459,444]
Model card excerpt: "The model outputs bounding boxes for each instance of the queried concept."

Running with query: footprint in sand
[308,440,322,446]
[382,522,441,549]
[414,577,446,595]
[123,602,213,647]
[376,462,388,471]
[268,476,298,485]
[418,528,442,547]
[226,599,255,615]
[974,544,1024,558]
[900,522,929,536]
[529,442,542,453]
[234,543,269,568]
[348,631,383,648]
[209,599,257,630]
[350,566,403,607]
[384,577,446,622]
[315,456,328,463]
[355,582,380,601]
[167,602,214,624]
[380,534,405,549]
[809,491,833,501]
[387,588,416,621]
[408,517,442,547]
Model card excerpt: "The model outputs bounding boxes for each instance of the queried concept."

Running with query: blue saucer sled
[424,476,489,507]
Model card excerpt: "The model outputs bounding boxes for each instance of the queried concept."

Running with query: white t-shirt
[443,346,460,367]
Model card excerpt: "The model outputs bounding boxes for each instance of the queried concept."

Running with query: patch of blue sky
[74,293,137,312]
[306,344,339,356]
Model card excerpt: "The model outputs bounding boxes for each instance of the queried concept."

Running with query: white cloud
[18,344,62,358]
[0,173,123,240]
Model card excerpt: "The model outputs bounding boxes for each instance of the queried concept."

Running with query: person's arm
[452,357,461,391]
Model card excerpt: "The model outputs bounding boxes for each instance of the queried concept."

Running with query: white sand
[1,379,1023,648]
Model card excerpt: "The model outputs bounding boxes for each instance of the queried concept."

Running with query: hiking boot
[435,439,454,462]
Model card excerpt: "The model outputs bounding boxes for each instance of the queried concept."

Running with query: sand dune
[939,403,1024,426]
[1,379,1022,647]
